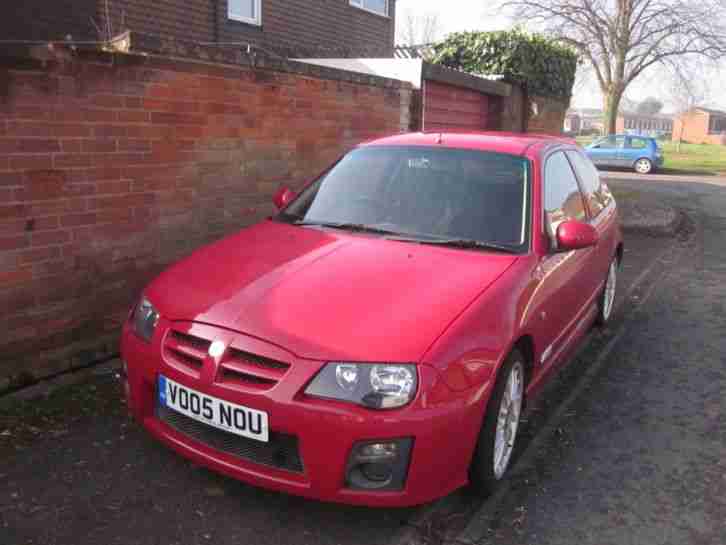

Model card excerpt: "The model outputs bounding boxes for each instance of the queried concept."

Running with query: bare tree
[669,66,706,152]
[396,11,442,46]
[504,0,726,134]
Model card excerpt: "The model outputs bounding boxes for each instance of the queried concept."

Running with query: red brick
[20,246,61,264]
[0,269,32,287]
[117,139,152,152]
[0,172,25,187]
[90,95,125,109]
[31,229,70,246]
[25,170,68,200]
[151,112,204,125]
[125,97,144,109]
[118,110,150,123]
[56,124,93,138]
[82,139,117,153]
[9,107,54,121]
[0,188,15,202]
[53,154,94,168]
[97,181,131,194]
[60,213,96,227]
[19,139,61,153]
[0,205,28,220]
[10,155,53,170]
[0,235,29,250]
[61,140,83,153]
[82,109,117,123]
[93,126,127,138]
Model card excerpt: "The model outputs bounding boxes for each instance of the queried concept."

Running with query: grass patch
[574,137,726,175]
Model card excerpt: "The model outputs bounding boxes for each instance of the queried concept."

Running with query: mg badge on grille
[208,340,226,359]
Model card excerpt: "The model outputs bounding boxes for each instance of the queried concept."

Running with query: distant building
[617,112,673,137]
[564,108,605,134]
[672,107,726,145]
[565,108,673,137]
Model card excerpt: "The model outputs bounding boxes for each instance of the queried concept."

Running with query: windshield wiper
[293,220,402,236]
[386,236,518,254]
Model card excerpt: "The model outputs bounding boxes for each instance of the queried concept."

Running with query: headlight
[131,297,160,343]
[305,363,417,409]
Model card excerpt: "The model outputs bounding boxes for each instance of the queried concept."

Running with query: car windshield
[278,146,530,251]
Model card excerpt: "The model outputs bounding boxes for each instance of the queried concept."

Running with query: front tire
[634,158,653,174]
[469,350,525,494]
[596,257,618,325]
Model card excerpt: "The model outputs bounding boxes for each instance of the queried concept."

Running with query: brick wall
[526,95,570,135]
[673,111,726,145]
[0,50,411,391]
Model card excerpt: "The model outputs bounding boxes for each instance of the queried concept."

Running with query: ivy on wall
[431,29,579,100]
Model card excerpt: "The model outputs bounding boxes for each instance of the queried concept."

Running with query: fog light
[361,463,392,482]
[345,438,413,491]
[356,442,398,462]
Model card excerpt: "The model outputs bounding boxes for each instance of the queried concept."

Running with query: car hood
[146,221,518,362]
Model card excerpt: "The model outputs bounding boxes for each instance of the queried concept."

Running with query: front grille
[164,329,210,374]
[217,347,291,391]
[156,404,304,473]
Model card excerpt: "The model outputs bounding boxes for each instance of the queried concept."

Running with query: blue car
[584,135,664,174]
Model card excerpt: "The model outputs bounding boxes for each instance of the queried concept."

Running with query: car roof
[604,134,657,140]
[359,131,577,156]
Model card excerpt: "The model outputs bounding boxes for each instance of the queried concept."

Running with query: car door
[533,150,597,376]
[587,136,623,167]
[618,136,646,167]
[565,149,616,286]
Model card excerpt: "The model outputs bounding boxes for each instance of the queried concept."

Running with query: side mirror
[273,185,296,210]
[556,220,599,251]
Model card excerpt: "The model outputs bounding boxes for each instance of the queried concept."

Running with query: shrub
[431,29,579,100]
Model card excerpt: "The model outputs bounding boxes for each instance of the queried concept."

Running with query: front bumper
[120,320,485,507]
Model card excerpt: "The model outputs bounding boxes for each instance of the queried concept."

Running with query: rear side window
[629,138,649,149]
[565,150,608,217]
[544,151,587,238]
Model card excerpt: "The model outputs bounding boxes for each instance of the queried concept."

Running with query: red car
[120,132,622,507]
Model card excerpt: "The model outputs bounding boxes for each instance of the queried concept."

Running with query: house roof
[619,111,673,120]
[696,107,726,117]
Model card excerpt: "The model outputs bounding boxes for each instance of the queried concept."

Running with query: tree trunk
[603,90,623,136]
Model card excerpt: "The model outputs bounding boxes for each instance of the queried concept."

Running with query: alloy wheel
[635,158,652,174]
[602,259,617,321]
[493,361,524,479]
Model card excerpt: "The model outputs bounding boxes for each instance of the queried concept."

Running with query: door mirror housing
[273,185,297,210]
[556,220,599,251]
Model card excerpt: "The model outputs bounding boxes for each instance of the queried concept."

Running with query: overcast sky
[395,0,725,112]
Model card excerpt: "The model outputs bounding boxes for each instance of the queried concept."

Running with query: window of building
[544,152,587,243]
[350,0,388,16]
[709,116,726,134]
[229,0,261,25]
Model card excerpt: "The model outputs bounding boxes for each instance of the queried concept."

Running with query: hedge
[431,30,579,99]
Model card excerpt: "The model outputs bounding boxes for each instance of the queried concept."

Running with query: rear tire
[469,349,525,495]
[634,158,653,174]
[596,257,618,326]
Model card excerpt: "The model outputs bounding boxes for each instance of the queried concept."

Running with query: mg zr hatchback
[120,132,622,507]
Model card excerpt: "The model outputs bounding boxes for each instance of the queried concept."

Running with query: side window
[565,150,607,217]
[598,136,625,149]
[228,0,262,25]
[629,137,648,149]
[544,152,587,241]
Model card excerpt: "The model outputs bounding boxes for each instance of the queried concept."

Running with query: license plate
[158,375,269,442]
